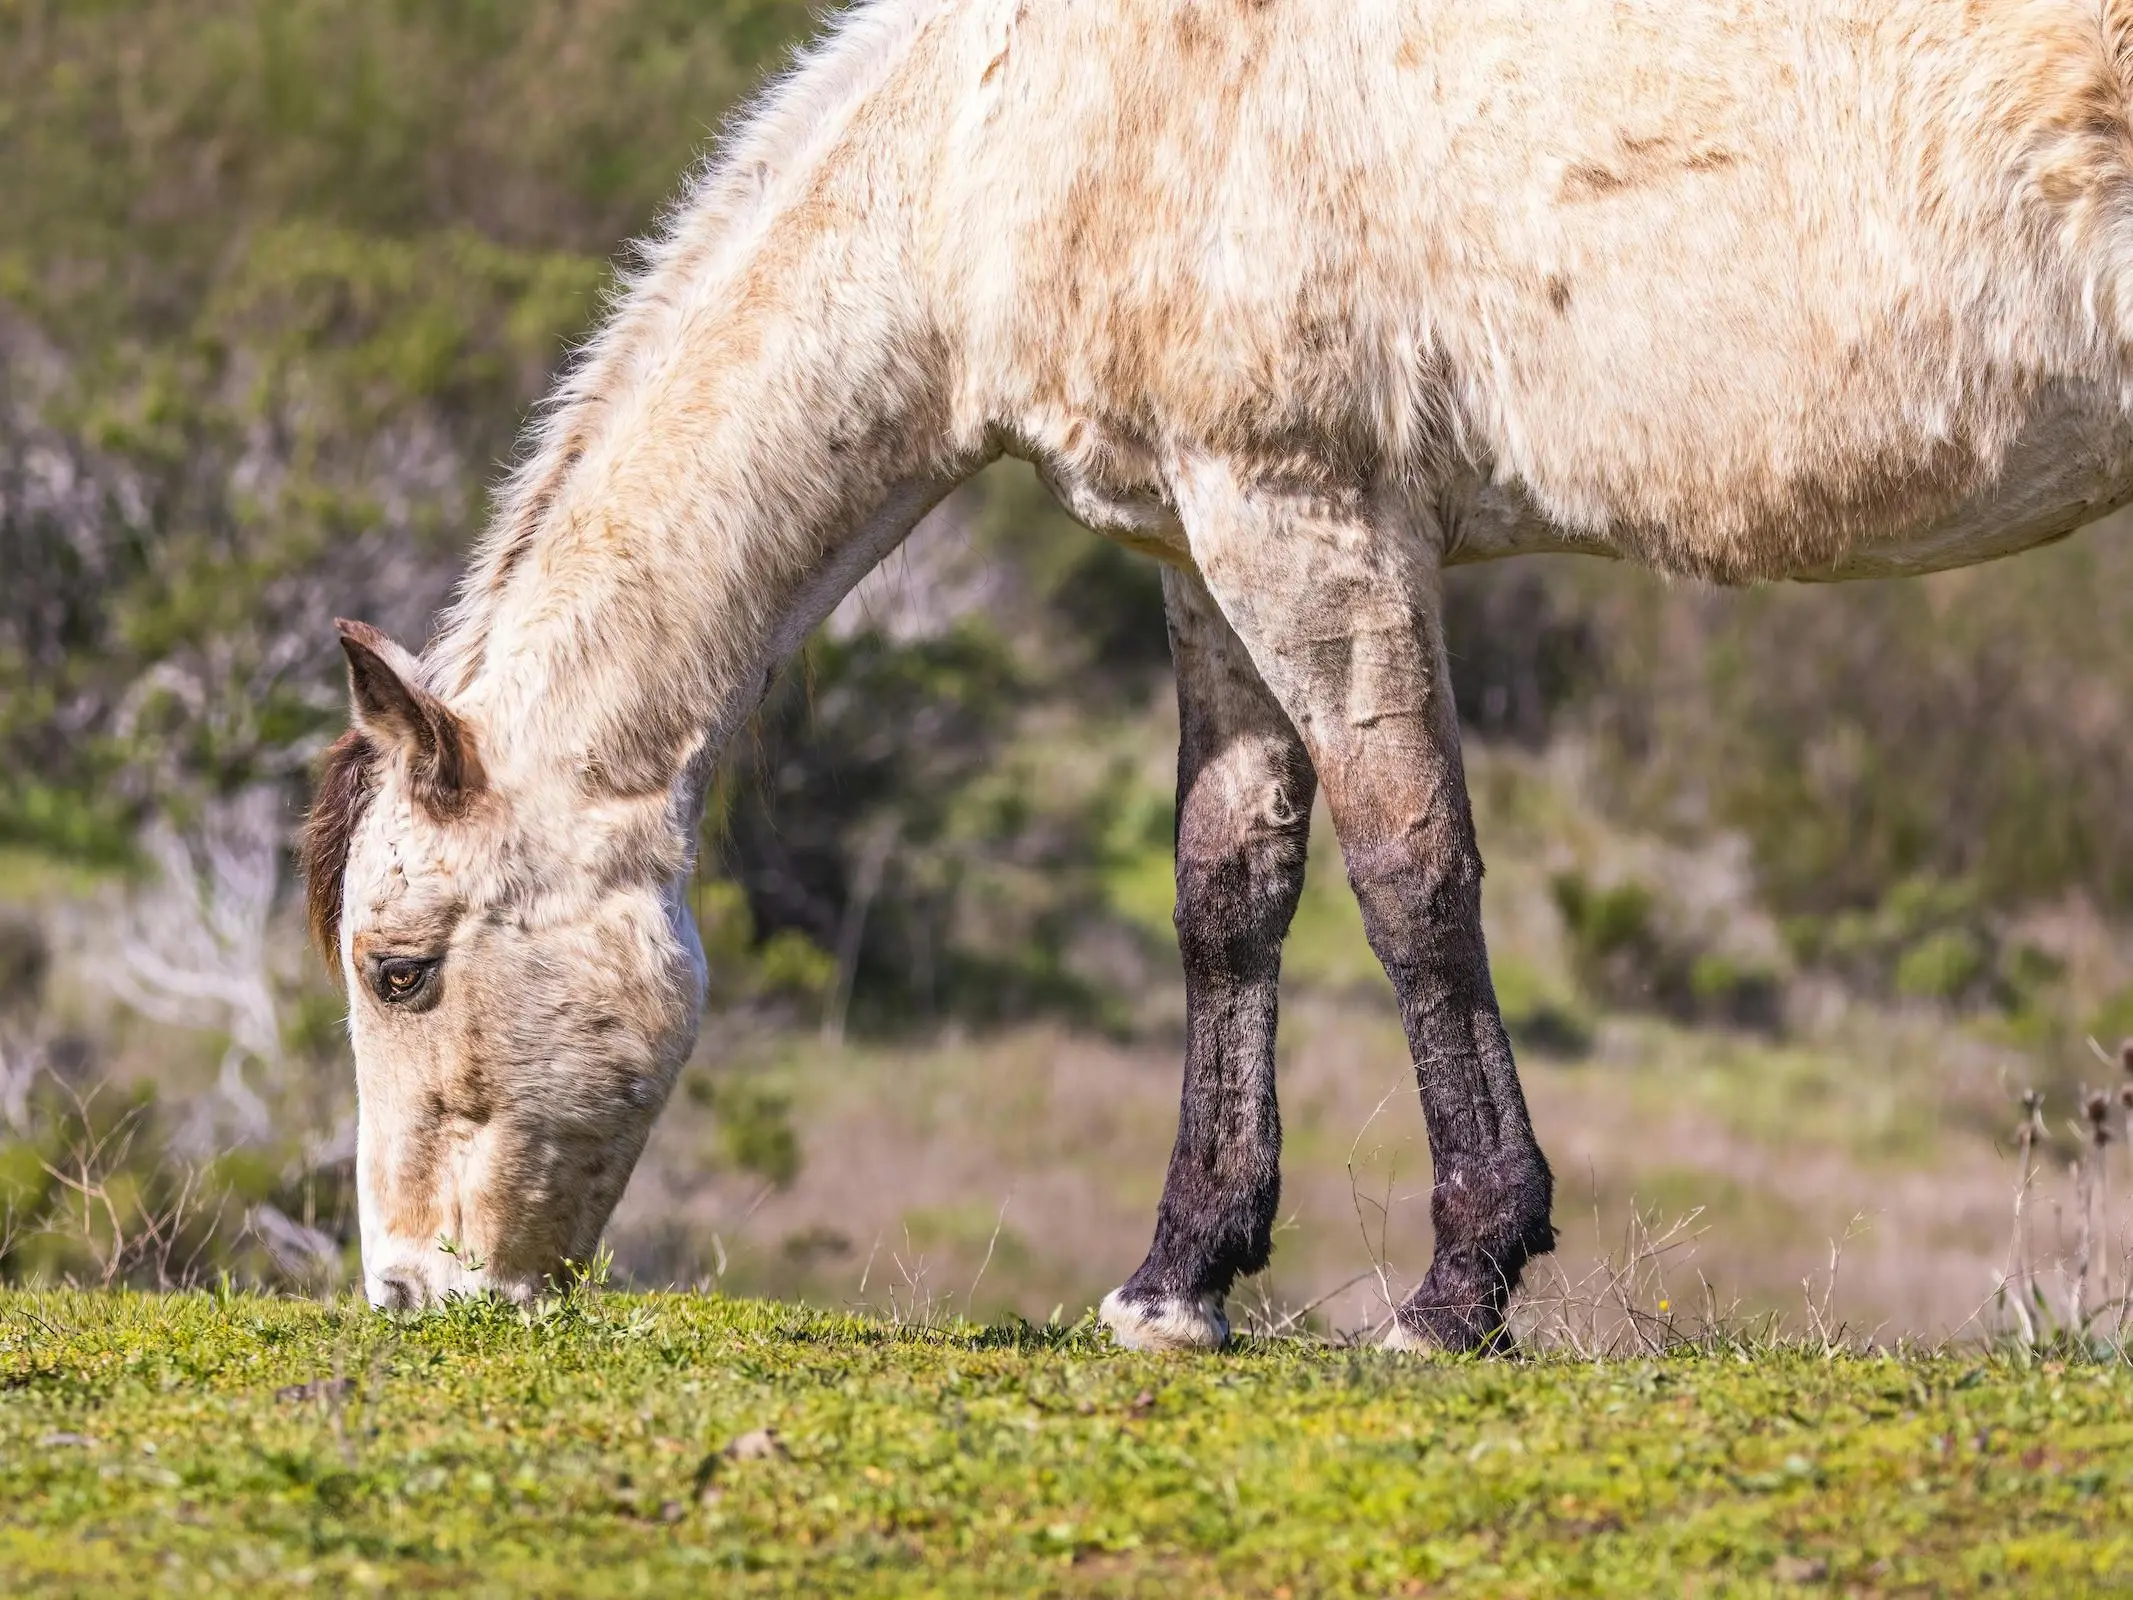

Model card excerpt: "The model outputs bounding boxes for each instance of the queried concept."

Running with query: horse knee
[1172,794,1311,973]
[1168,844,1296,985]
[1339,821,1483,954]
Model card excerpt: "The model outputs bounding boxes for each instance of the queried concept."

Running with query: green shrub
[1784,874,2020,1009]
[753,931,836,1006]
[1550,871,1780,1030]
[1893,928,1990,1003]
[1492,954,1595,1058]
[1581,536,2133,921]
[682,1073,801,1189]
[1551,873,1657,967]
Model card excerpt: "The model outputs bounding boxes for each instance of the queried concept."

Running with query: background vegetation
[7,0,2133,1340]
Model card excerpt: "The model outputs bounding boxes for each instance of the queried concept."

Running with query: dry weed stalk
[2120,1041,2133,1343]
[1802,1214,1870,1358]
[1508,1203,1717,1357]
[2071,1089,2113,1329]
[1234,1210,1384,1340]
[1343,1083,1411,1342]
[34,1081,229,1289]
[847,1223,961,1330]
[1322,1094,1853,1354]
[1237,1264,1379,1341]
[1988,1042,2133,1354]
[702,1180,777,1295]
[0,1189,23,1271]
[1999,1087,2048,1346]
[964,1193,1012,1319]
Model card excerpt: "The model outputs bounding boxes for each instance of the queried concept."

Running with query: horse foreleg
[1099,567,1315,1351]
[1172,458,1556,1353]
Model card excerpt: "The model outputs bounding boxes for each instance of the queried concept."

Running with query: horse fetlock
[1133,1168,1281,1294]
[1388,1250,1524,1354]
[1431,1147,1556,1263]
[1390,1205,1551,1353]
[1381,1151,1556,1354]
[1098,1287,1232,1352]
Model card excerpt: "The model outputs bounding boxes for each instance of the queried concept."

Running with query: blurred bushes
[713,482,1172,1032]
[1,0,812,325]
[1442,566,1601,746]
[0,0,740,851]
[1575,539,2133,919]
[1445,523,2133,1007]
[1549,869,1782,1030]
[1779,875,2065,1012]
[0,1072,356,1289]
[682,1070,801,1191]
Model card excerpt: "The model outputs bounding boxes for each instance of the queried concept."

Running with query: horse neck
[429,170,967,817]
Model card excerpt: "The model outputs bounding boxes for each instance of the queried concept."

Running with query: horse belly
[1440,403,2133,580]
[1786,405,2133,582]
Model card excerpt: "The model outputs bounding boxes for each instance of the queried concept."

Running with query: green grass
[5,1293,2133,1595]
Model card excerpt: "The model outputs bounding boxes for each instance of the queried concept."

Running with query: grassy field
[4,1291,2132,1596]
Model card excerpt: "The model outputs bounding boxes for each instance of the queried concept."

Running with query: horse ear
[335,619,485,816]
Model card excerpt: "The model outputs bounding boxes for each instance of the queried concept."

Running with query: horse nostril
[372,1270,421,1311]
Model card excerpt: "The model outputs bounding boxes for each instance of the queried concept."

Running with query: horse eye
[370,955,441,1007]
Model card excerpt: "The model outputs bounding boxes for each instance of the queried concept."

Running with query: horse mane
[424,0,937,701]
[302,729,379,965]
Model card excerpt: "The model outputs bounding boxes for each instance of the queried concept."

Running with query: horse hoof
[1098,1288,1230,1351]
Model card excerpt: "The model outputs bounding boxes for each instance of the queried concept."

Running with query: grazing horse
[305,0,2133,1348]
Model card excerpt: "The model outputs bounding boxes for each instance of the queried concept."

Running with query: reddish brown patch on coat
[302,730,379,966]
[1561,159,1630,199]
[1560,139,1740,202]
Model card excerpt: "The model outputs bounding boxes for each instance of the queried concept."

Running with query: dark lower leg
[1316,574,1552,1347]
[1342,824,1555,1350]
[1117,572,1313,1313]
[1120,833,1308,1305]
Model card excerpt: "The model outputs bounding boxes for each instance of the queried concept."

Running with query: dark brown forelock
[302,729,380,965]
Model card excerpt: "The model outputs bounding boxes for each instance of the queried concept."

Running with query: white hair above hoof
[1381,1313,1514,1355]
[1380,1317,1432,1353]
[1098,1289,1230,1352]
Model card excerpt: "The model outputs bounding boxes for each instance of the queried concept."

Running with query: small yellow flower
[1657,1298,1671,1313]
